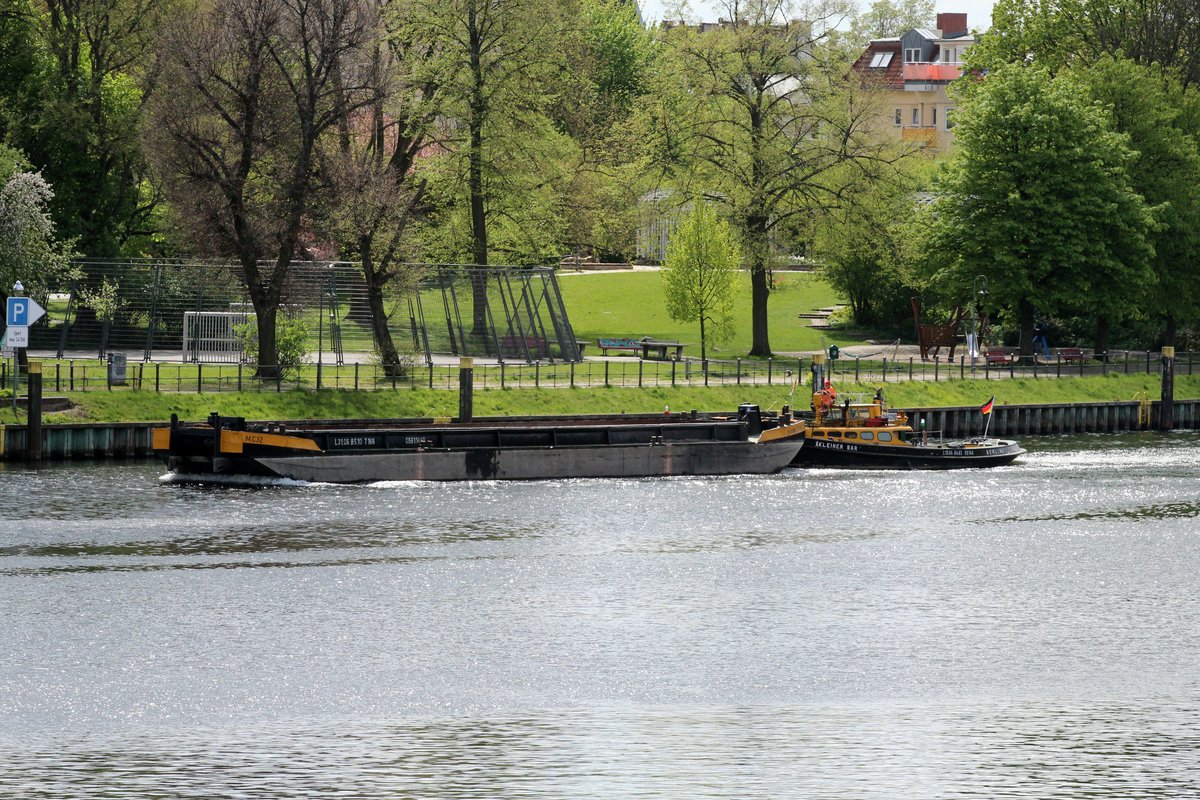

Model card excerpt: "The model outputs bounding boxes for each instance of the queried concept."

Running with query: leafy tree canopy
[921,63,1155,354]
[662,198,741,361]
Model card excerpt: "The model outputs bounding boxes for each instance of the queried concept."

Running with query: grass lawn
[559,270,855,356]
[10,373,1196,425]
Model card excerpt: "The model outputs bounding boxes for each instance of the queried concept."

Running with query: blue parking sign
[6,296,45,327]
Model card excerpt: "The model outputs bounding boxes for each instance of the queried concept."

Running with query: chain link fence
[16,259,580,366]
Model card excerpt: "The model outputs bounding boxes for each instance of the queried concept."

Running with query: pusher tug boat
[154,406,807,484]
[790,355,1024,470]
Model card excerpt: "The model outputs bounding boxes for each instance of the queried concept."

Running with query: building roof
[851,40,903,90]
[850,13,975,89]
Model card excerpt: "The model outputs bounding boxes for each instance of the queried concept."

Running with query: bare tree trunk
[1095,315,1111,361]
[243,268,281,379]
[466,0,490,342]
[1164,312,1178,348]
[361,242,404,376]
[1018,297,1035,358]
[747,213,772,357]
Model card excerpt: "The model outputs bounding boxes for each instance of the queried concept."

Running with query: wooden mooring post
[1161,346,1175,431]
[27,361,42,461]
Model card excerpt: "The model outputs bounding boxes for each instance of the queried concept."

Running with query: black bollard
[27,361,42,461]
[1160,346,1175,431]
[458,357,474,423]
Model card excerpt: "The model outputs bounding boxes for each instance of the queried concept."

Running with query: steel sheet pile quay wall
[901,400,1200,438]
[5,400,1200,461]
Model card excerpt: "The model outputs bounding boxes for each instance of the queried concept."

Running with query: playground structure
[911,297,967,361]
[22,260,582,366]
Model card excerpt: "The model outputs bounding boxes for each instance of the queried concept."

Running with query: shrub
[233,315,311,378]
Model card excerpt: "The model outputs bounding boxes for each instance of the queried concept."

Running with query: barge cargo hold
[154,410,806,483]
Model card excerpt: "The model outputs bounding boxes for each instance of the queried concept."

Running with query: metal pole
[459,357,474,422]
[317,281,324,390]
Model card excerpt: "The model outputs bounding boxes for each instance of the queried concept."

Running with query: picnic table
[639,337,685,361]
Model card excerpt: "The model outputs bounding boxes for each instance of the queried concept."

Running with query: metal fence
[17,260,580,366]
[4,349,1192,395]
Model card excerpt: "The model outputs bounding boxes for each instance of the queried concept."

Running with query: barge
[154,408,806,483]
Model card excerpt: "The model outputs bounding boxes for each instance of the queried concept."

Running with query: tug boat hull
[797,436,1024,470]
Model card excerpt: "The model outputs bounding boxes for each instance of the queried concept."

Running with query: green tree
[970,4,1200,350]
[921,64,1155,357]
[1073,56,1200,351]
[3,0,170,256]
[556,0,657,263]
[814,164,925,328]
[147,0,379,378]
[0,152,78,339]
[661,199,740,363]
[661,0,904,357]
[318,5,447,378]
[849,0,935,45]
[405,0,568,340]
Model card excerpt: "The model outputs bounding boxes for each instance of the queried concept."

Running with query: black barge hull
[248,440,797,482]
[160,414,804,483]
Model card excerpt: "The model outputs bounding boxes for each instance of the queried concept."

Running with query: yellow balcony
[901,127,938,146]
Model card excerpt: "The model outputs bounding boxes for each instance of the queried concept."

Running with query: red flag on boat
[980,396,995,415]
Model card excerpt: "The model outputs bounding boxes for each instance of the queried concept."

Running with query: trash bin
[107,352,127,386]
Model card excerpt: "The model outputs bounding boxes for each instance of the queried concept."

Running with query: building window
[932,107,938,126]
[945,108,955,130]
[894,108,901,126]
[869,51,893,68]
[912,107,920,126]
[905,48,922,63]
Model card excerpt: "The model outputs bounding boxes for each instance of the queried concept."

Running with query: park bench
[501,334,549,358]
[597,337,642,356]
[1058,347,1086,362]
[985,348,1014,365]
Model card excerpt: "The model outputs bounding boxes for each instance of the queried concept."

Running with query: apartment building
[851,13,975,150]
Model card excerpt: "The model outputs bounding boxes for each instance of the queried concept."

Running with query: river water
[2,432,1199,798]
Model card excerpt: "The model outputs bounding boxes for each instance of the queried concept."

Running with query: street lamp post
[970,275,988,372]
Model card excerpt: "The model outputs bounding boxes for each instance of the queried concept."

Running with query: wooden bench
[597,337,641,356]
[985,348,1013,365]
[501,334,549,358]
[1058,347,1086,362]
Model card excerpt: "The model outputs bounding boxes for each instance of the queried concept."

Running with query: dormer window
[905,48,922,63]
[869,52,893,68]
